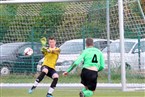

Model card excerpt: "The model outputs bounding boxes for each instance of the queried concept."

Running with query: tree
[0,5,18,42]
[33,3,65,38]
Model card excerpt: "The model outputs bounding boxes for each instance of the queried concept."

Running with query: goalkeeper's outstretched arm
[51,49,61,54]
[41,47,60,55]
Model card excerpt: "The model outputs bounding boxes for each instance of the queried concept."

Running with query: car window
[94,42,100,49]
[125,42,135,53]
[102,42,120,53]
[0,43,3,46]
[0,43,21,55]
[60,42,83,54]
[60,40,111,54]
[141,41,145,52]
[61,61,74,66]
[94,41,107,50]
[18,44,41,56]
[103,42,135,53]
[133,41,145,52]
[35,44,42,54]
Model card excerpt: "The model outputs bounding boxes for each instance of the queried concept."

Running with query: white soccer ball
[24,47,33,56]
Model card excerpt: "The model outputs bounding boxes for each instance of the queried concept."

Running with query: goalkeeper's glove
[40,37,47,46]
[41,46,47,52]
[41,47,51,53]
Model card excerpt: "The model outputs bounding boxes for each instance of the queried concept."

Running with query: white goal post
[118,0,126,91]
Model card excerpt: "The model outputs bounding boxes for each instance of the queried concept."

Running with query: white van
[37,39,113,72]
[103,38,145,70]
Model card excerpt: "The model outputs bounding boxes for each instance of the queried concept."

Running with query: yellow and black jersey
[42,47,60,69]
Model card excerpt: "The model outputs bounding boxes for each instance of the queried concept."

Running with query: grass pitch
[1,88,144,97]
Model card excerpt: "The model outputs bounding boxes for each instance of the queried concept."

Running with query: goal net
[0,0,145,91]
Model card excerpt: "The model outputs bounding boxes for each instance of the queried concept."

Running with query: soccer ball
[24,47,33,56]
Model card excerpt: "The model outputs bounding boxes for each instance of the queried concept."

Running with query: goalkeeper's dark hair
[86,38,94,46]
[48,37,55,40]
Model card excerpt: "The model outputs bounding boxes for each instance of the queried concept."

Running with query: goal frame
[0,0,91,4]
[1,0,144,92]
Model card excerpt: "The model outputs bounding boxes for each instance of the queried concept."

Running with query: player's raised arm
[40,37,47,46]
[40,37,49,55]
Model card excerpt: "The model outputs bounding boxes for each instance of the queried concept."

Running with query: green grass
[1,70,145,83]
[1,88,145,97]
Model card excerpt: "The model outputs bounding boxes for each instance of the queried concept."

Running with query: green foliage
[0,3,65,42]
[81,1,107,38]
[1,1,145,43]
[33,3,65,38]
[124,27,138,39]
[0,4,18,42]
[141,0,145,14]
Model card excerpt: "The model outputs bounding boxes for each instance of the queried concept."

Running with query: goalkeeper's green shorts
[80,68,98,91]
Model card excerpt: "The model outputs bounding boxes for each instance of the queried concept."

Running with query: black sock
[36,72,46,83]
[50,78,58,88]
[31,86,36,90]
[47,93,52,95]
[31,72,46,90]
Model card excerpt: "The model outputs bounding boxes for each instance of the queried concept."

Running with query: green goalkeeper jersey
[66,47,105,73]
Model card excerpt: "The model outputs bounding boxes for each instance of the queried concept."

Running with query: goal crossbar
[0,0,94,4]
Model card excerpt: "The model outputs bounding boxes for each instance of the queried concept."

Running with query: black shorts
[81,68,98,91]
[41,65,57,78]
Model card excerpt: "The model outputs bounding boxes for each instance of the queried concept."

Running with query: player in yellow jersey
[29,37,60,97]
